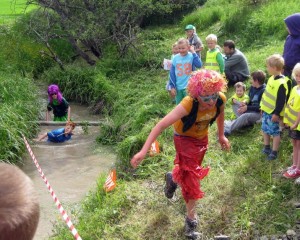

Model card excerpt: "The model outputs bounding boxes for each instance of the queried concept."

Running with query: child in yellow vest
[229,82,250,119]
[283,63,300,179]
[260,54,287,160]
[204,34,224,74]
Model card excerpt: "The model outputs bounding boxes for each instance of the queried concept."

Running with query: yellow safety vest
[204,50,220,72]
[283,86,300,131]
[260,76,287,116]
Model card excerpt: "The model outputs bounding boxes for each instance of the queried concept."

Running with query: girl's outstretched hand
[219,135,230,151]
[130,151,146,169]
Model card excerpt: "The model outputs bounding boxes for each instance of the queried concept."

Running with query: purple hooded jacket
[283,13,300,77]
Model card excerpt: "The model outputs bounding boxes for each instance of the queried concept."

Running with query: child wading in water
[283,63,300,179]
[35,121,76,143]
[131,69,230,239]
[46,84,71,122]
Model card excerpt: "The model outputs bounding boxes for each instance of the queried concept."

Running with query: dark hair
[223,40,235,50]
[251,70,266,85]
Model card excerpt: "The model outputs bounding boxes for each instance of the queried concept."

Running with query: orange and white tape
[22,135,82,240]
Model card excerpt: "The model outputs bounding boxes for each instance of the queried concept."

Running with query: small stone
[259,236,269,240]
[286,229,296,236]
[214,235,230,240]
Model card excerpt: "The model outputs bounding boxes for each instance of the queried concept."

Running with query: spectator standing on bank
[185,24,203,58]
[204,34,224,74]
[260,54,287,160]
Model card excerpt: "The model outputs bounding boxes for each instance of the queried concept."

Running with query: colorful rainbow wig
[187,69,227,98]
[47,84,63,103]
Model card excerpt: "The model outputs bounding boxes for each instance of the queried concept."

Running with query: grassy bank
[0,0,299,239]
[0,72,39,164]
[49,0,300,239]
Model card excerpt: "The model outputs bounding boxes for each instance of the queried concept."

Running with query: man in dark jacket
[225,70,266,136]
[223,40,250,86]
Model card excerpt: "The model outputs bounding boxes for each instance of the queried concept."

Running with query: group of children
[134,14,300,239]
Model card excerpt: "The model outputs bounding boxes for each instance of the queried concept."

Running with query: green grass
[50,0,300,238]
[0,0,35,24]
[1,0,300,238]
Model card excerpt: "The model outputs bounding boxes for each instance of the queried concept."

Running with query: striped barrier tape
[22,135,82,240]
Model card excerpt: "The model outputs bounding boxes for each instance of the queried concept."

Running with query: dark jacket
[283,13,300,78]
[246,84,266,113]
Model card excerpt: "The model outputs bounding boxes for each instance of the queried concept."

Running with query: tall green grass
[0,72,39,164]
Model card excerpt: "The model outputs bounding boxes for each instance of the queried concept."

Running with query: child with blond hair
[260,54,287,160]
[165,42,179,96]
[204,34,224,74]
[229,82,250,119]
[35,121,76,143]
[283,63,300,179]
[169,38,202,104]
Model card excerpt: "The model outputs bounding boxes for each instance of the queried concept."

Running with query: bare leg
[272,135,281,151]
[295,140,300,169]
[263,133,270,146]
[186,199,197,220]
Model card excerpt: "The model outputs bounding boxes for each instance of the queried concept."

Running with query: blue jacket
[47,128,72,143]
[246,84,266,113]
[283,13,300,77]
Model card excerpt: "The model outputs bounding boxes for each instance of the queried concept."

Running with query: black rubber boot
[185,217,201,240]
[164,172,177,199]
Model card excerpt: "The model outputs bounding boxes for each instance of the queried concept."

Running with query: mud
[21,103,115,240]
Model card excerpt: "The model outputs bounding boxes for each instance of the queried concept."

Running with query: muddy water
[21,104,116,240]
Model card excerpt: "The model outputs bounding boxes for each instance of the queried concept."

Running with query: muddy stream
[21,103,116,240]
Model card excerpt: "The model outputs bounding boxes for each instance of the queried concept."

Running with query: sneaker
[164,172,177,199]
[261,147,271,155]
[283,168,300,179]
[185,217,201,240]
[267,152,277,160]
[287,165,296,171]
[294,177,300,185]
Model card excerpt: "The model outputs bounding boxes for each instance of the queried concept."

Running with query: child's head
[234,82,246,97]
[206,34,218,50]
[65,121,76,134]
[284,13,300,36]
[185,24,195,38]
[266,54,284,74]
[172,42,179,55]
[177,38,190,56]
[250,70,266,86]
[292,63,300,85]
[48,84,63,103]
[0,163,39,240]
